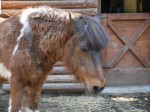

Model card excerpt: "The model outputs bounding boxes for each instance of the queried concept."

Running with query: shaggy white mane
[13,6,71,55]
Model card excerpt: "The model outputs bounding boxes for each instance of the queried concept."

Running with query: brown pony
[0,7,109,112]
[0,17,7,85]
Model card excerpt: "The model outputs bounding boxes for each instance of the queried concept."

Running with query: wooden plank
[126,20,150,67]
[127,20,150,45]
[110,20,145,29]
[129,45,150,67]
[2,0,97,2]
[97,0,101,16]
[106,20,129,67]
[3,75,76,84]
[107,13,150,20]
[51,66,69,75]
[104,68,150,85]
[135,41,150,46]
[3,83,86,93]
[107,46,129,67]
[66,8,97,15]
[0,8,96,18]
[108,20,127,43]
[46,75,76,83]
[2,1,96,9]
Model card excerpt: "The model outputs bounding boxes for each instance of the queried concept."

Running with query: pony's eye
[80,47,88,52]
[79,16,83,20]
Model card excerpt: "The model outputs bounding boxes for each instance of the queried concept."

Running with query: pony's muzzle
[93,86,105,94]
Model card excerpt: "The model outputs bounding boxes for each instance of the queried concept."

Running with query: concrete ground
[102,84,150,94]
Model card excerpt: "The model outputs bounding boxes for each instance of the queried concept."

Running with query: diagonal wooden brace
[106,19,150,68]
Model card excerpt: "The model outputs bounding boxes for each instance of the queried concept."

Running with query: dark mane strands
[76,15,109,51]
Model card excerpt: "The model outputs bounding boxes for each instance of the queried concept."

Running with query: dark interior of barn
[101,0,150,13]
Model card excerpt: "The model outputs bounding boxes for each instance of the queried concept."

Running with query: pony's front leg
[23,86,41,112]
[9,76,24,112]
[22,76,47,112]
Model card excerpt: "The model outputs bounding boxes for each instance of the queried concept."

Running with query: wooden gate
[102,13,150,85]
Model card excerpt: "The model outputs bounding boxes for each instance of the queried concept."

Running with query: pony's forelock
[75,15,109,51]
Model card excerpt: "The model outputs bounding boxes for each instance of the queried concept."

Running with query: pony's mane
[75,15,109,51]
[22,6,70,22]
[16,6,74,56]
[18,6,71,36]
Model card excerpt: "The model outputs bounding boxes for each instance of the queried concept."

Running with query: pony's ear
[69,12,73,23]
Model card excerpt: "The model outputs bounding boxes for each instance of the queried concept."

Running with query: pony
[0,6,109,112]
[0,17,7,86]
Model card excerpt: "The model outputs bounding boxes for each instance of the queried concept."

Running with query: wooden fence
[1,0,97,18]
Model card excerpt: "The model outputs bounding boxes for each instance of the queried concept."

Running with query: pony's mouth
[92,86,105,94]
[86,85,105,95]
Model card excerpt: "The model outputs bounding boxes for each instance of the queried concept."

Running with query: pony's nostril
[93,86,105,94]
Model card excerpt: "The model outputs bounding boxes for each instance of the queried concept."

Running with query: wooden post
[97,0,101,16]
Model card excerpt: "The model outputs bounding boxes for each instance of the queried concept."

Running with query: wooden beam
[3,83,86,93]
[2,0,97,2]
[127,20,150,45]
[107,20,127,43]
[127,20,150,67]
[107,13,150,20]
[135,41,150,46]
[107,46,129,67]
[2,1,96,9]
[0,8,97,18]
[51,67,69,75]
[46,75,76,83]
[97,0,101,16]
[3,75,76,84]
[104,68,150,85]
[129,45,150,67]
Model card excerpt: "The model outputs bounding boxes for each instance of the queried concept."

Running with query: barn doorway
[101,0,150,13]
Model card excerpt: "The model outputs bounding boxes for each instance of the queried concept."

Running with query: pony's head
[62,14,109,95]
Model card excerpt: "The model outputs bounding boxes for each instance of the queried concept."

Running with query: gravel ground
[0,93,150,112]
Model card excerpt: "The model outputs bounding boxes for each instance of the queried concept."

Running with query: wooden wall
[1,0,97,18]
